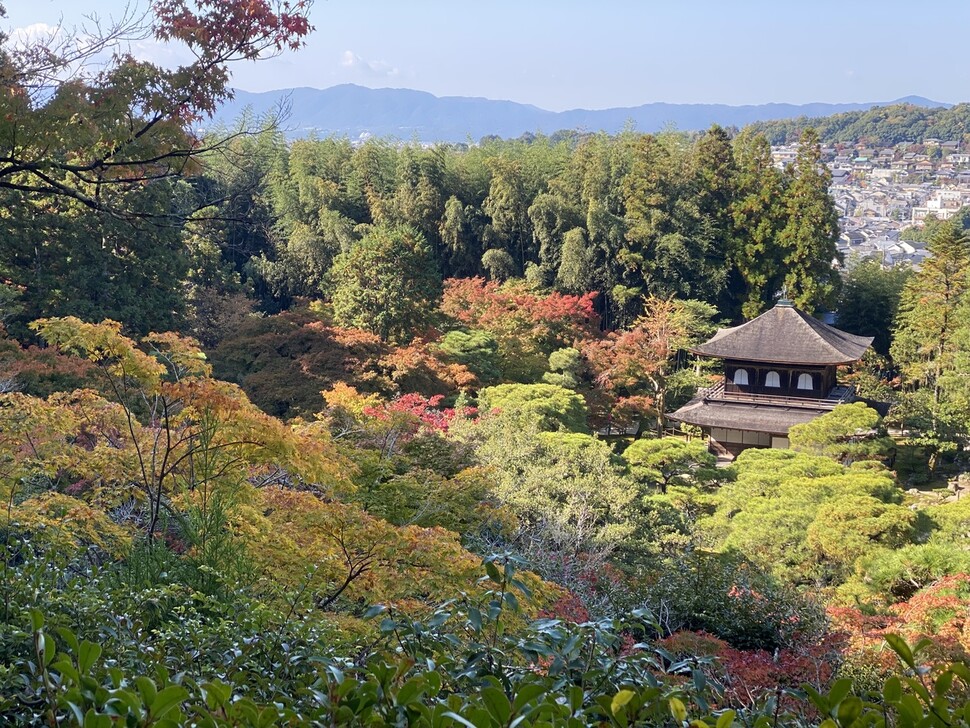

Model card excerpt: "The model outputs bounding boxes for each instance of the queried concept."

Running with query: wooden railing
[699,380,855,410]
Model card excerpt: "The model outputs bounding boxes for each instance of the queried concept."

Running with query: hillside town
[772,138,970,269]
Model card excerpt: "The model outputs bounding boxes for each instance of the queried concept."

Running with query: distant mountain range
[211,84,950,143]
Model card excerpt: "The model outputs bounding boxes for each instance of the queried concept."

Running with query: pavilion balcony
[698,380,855,411]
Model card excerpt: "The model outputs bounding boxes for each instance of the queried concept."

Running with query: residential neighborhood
[771,138,970,269]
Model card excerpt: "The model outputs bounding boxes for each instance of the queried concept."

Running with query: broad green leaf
[135,677,157,707]
[827,679,853,710]
[29,609,44,632]
[512,683,547,713]
[935,670,955,696]
[78,640,102,675]
[150,685,188,719]
[883,676,902,703]
[485,560,503,584]
[482,687,512,724]
[885,634,916,669]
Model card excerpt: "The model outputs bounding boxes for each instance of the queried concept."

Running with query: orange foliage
[582,297,696,429]
[0,337,98,397]
[379,337,478,395]
[211,310,392,419]
[242,488,483,611]
[829,574,970,671]
[442,278,599,380]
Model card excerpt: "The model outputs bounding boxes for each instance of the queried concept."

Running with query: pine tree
[891,221,970,453]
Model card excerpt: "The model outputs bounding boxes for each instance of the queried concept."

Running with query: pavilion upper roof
[691,301,873,366]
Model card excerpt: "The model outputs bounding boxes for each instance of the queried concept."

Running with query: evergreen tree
[836,259,910,355]
[891,221,970,454]
[777,129,841,311]
[730,130,787,319]
[689,125,737,310]
[329,225,440,343]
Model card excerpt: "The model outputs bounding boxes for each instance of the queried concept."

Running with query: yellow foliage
[0,393,78,497]
[143,331,213,379]
[31,318,166,391]
[322,382,382,419]
[242,488,482,612]
[8,492,131,558]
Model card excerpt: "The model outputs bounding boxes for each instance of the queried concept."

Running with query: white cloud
[131,37,195,68]
[9,22,61,47]
[339,50,399,78]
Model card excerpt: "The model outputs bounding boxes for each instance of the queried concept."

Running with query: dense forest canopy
[4,2,970,725]
[0,122,844,338]
[748,102,970,146]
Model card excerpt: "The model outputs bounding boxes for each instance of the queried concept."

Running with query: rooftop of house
[691,300,873,366]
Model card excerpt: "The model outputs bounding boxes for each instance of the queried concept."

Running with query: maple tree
[27,317,349,542]
[441,277,598,381]
[584,296,716,433]
[0,0,312,214]
[379,338,478,395]
[210,309,392,419]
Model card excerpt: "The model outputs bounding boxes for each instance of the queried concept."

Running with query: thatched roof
[668,397,824,435]
[692,301,872,366]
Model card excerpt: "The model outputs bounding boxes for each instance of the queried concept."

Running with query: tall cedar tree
[778,129,841,311]
[690,125,736,313]
[730,130,787,319]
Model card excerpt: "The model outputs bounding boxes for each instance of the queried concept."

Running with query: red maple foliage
[154,0,313,116]
[442,277,599,352]
[828,574,970,676]
[660,629,843,710]
[363,393,476,435]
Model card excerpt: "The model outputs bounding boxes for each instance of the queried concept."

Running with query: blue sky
[7,0,970,109]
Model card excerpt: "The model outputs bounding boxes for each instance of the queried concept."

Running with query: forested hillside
[0,124,842,337]
[4,2,970,726]
[748,102,970,145]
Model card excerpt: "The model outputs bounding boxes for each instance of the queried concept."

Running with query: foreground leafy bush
[4,548,970,727]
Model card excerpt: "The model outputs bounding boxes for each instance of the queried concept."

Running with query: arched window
[765,370,781,388]
[733,368,749,386]
[797,373,814,390]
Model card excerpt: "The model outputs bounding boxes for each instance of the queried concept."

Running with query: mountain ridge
[212,83,950,142]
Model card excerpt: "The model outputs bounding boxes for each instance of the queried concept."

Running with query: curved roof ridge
[795,308,874,358]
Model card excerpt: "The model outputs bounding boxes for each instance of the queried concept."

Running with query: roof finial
[777,285,794,307]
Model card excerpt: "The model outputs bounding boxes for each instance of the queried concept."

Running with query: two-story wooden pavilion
[668,300,874,458]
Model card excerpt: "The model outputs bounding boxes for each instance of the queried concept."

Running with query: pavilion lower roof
[668,397,825,436]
